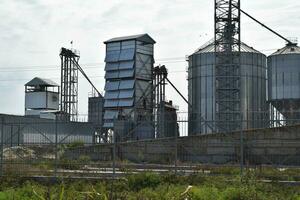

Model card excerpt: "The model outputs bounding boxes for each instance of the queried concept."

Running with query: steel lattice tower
[60,48,80,121]
[215,0,241,132]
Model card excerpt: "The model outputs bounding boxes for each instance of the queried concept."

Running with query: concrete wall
[65,125,300,166]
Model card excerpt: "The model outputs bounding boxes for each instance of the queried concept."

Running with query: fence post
[174,132,178,175]
[240,114,244,178]
[112,125,116,177]
[0,117,4,176]
[54,118,58,177]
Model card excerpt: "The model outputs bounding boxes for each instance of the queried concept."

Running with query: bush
[67,140,85,149]
[127,172,161,191]
[188,186,220,200]
[221,186,267,200]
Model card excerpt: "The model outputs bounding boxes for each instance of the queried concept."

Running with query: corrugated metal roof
[104,34,156,44]
[270,44,300,56]
[25,77,59,87]
[193,39,262,54]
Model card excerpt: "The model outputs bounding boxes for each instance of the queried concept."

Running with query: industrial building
[1,0,300,149]
[0,0,300,176]
[88,94,104,129]
[188,41,268,135]
[157,101,178,138]
[0,75,96,145]
[25,77,60,119]
[103,34,156,140]
[0,114,94,145]
[268,44,300,125]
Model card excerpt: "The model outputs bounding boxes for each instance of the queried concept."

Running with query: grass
[0,172,299,199]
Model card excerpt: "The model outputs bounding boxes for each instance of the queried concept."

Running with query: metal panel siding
[135,53,152,80]
[118,99,134,107]
[119,69,135,78]
[105,63,119,71]
[88,96,103,127]
[105,50,120,62]
[103,35,155,138]
[136,42,153,55]
[268,49,300,122]
[121,40,135,49]
[268,53,300,100]
[103,123,114,128]
[25,92,47,109]
[119,61,134,70]
[105,71,119,79]
[104,99,119,108]
[119,80,135,89]
[25,110,41,116]
[105,81,120,91]
[119,49,135,61]
[188,51,267,135]
[119,90,134,99]
[104,91,119,99]
[47,92,59,110]
[104,110,119,120]
[106,42,121,51]
[1,114,94,145]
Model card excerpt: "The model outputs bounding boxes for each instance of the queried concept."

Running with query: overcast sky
[0,0,299,116]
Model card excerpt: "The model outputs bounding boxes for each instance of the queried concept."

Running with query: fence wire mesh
[0,110,299,179]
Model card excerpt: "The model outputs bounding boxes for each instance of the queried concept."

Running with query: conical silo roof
[270,44,300,56]
[193,39,262,54]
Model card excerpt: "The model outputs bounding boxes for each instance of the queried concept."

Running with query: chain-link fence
[0,110,300,179]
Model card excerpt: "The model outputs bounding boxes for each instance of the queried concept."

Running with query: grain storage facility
[268,44,300,125]
[188,40,268,135]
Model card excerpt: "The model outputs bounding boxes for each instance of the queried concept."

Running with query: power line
[0,70,187,83]
[0,47,279,73]
[0,57,187,71]
[0,59,188,73]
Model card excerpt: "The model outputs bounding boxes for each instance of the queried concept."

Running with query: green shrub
[67,140,85,149]
[78,155,91,163]
[127,172,161,191]
[0,192,10,200]
[188,186,220,200]
[221,186,267,200]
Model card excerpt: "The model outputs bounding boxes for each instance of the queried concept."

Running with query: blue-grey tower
[103,34,156,140]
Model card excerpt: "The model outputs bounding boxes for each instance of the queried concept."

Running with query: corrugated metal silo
[268,44,300,124]
[188,40,268,135]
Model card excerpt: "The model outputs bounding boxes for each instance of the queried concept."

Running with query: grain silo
[268,44,300,125]
[188,40,268,135]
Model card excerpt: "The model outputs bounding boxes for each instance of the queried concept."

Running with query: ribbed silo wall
[188,51,268,135]
[268,48,300,123]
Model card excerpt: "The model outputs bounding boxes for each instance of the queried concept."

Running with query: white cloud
[0,0,299,115]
